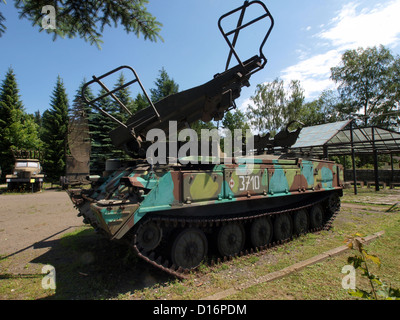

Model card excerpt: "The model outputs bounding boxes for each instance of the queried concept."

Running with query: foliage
[190,120,217,137]
[244,45,399,138]
[0,3,5,37]
[221,109,250,152]
[346,233,400,300]
[112,72,136,120]
[132,67,179,113]
[285,80,305,129]
[246,78,286,134]
[77,82,103,175]
[150,67,179,103]
[220,109,250,154]
[300,89,346,126]
[79,69,180,174]
[0,67,41,178]
[221,109,249,134]
[0,0,163,48]
[89,88,117,175]
[67,81,94,169]
[134,92,150,112]
[33,110,44,136]
[41,76,69,182]
[331,45,400,128]
[246,78,322,134]
[88,71,152,174]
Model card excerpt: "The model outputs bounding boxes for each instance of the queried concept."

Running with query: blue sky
[1,0,400,116]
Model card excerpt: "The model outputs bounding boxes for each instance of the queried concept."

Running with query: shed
[289,119,400,194]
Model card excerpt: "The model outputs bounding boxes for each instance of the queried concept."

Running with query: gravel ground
[0,189,85,273]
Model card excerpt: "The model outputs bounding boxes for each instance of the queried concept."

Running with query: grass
[0,188,399,300]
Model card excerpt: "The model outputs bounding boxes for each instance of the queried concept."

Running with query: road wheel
[171,228,208,270]
[273,214,293,241]
[293,209,309,235]
[136,221,163,252]
[326,192,341,216]
[217,223,245,257]
[250,217,273,247]
[309,204,324,229]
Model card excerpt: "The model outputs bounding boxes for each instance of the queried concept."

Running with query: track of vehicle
[127,190,341,279]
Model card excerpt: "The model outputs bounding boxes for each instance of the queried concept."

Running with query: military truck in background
[6,150,44,192]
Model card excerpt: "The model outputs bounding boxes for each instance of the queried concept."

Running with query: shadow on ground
[27,228,172,299]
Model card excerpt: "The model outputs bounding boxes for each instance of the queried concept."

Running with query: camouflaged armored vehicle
[67,1,344,278]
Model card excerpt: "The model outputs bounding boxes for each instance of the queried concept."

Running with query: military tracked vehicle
[67,1,344,278]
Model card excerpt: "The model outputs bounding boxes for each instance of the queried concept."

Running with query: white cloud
[281,49,340,98]
[281,0,400,100]
[238,97,252,112]
[319,1,400,50]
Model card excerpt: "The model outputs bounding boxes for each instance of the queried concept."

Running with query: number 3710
[238,175,260,191]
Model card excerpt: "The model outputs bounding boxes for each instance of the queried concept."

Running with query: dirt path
[0,189,171,299]
[0,190,85,271]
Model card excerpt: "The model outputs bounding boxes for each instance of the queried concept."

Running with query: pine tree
[2,1,163,49]
[41,76,69,183]
[33,110,42,131]
[88,68,181,173]
[89,88,117,175]
[133,67,179,112]
[0,67,41,179]
[110,73,138,159]
[112,72,136,121]
[134,92,150,111]
[68,81,94,173]
[150,67,179,102]
[72,80,109,175]
[0,10,5,37]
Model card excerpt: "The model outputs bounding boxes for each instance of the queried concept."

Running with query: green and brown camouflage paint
[76,156,344,240]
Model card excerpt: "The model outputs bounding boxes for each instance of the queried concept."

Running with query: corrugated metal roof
[290,120,400,156]
[291,120,351,148]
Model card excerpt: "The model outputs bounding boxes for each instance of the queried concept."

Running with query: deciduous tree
[331,45,400,128]
[246,79,286,134]
[246,79,305,134]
